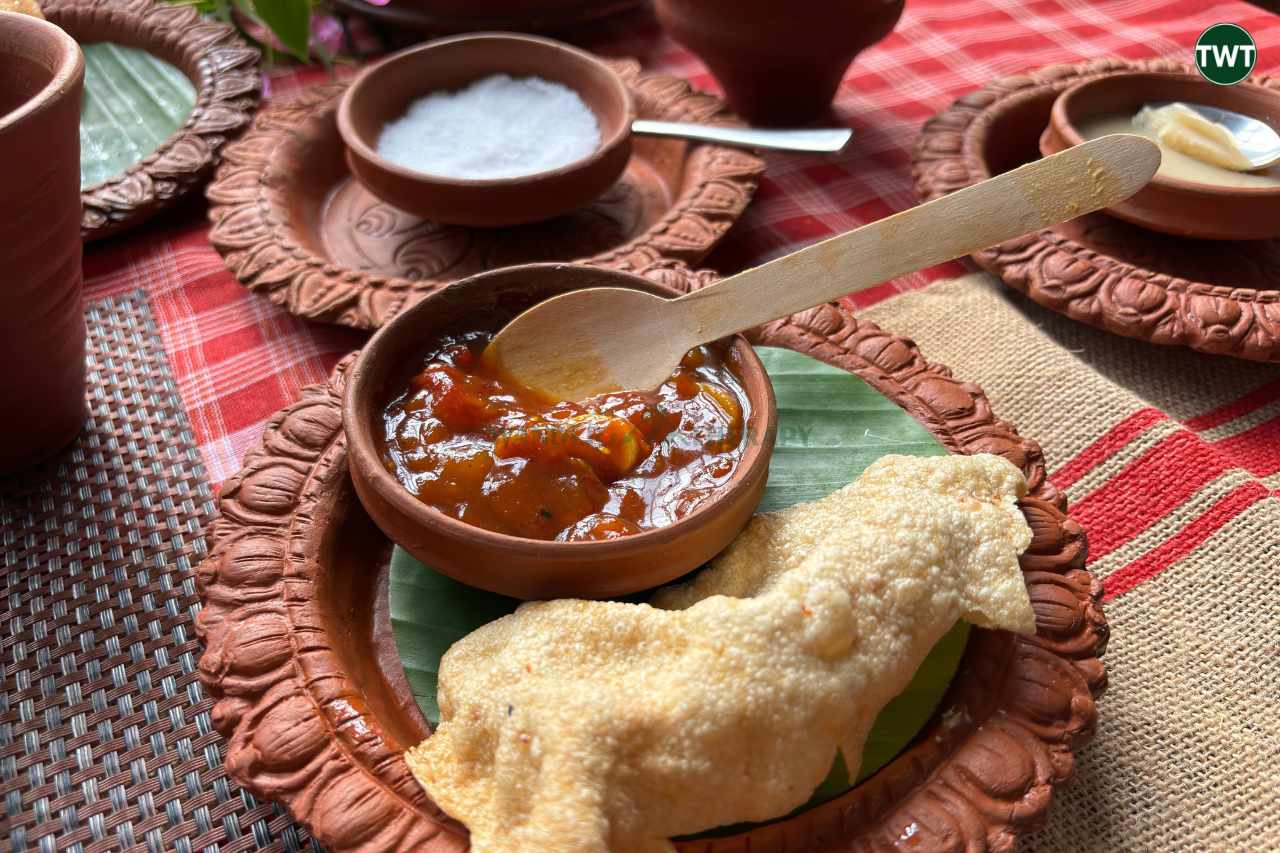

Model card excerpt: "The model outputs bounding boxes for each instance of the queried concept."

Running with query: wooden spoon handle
[670,133,1161,342]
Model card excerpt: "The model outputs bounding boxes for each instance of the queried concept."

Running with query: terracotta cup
[0,12,86,473]
[655,0,904,125]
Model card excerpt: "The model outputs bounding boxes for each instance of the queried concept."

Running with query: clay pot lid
[196,262,1106,852]
[914,57,1280,362]
[337,33,636,227]
[39,0,260,241]
[1040,69,1280,240]
[206,59,763,330]
[342,262,777,599]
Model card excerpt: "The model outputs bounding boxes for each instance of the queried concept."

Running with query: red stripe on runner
[1068,430,1230,562]
[1049,408,1165,491]
[1103,481,1269,601]
[1212,417,1280,478]
[1184,378,1280,431]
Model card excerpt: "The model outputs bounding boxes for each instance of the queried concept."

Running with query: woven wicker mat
[0,291,313,853]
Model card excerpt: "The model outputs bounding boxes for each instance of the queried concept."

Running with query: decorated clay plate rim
[204,59,765,331]
[43,0,261,241]
[195,261,1107,852]
[912,57,1280,362]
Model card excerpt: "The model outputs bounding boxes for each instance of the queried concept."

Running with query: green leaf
[245,0,312,60]
[390,548,520,725]
[79,44,196,189]
[388,344,961,824]
[754,346,948,511]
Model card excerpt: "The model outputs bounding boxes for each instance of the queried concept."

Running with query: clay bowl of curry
[343,263,777,599]
[336,32,634,227]
[1040,70,1280,240]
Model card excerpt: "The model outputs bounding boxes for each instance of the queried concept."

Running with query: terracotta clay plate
[195,263,1107,852]
[206,60,763,330]
[43,0,261,241]
[913,58,1280,363]
[332,0,644,34]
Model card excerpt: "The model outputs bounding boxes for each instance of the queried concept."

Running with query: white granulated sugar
[376,74,602,180]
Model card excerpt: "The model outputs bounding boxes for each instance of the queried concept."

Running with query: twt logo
[1195,23,1257,85]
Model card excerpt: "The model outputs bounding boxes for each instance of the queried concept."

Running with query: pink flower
[310,13,345,57]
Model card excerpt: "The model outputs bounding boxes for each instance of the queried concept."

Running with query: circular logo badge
[1195,23,1257,85]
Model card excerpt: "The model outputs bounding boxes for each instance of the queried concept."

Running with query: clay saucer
[207,59,763,330]
[195,260,1106,853]
[331,0,644,35]
[914,58,1280,363]
[42,0,261,241]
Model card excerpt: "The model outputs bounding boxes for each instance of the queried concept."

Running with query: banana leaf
[388,345,964,817]
[80,43,195,189]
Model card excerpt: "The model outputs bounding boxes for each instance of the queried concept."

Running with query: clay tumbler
[0,11,86,473]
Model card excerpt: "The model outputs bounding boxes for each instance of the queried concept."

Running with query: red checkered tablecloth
[81,0,1280,483]
[16,2,1277,850]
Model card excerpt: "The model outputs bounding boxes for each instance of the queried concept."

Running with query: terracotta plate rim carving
[43,0,262,241]
[205,59,764,330]
[912,57,1280,363]
[195,261,1107,853]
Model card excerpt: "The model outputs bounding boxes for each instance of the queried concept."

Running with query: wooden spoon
[486,134,1160,401]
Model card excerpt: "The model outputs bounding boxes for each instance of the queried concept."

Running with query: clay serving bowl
[337,32,634,227]
[343,263,777,599]
[1041,71,1280,240]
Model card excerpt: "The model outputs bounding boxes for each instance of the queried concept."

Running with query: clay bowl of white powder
[338,32,634,226]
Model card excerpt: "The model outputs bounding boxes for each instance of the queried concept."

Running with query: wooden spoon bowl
[343,263,778,599]
[337,32,634,227]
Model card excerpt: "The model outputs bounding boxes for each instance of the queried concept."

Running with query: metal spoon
[632,119,852,152]
[1148,101,1280,169]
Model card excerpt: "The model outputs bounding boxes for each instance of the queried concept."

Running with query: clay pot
[654,0,904,125]
[338,32,634,227]
[1041,71,1280,241]
[343,263,778,600]
[0,11,86,474]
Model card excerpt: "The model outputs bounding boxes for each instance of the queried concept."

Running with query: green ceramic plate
[389,346,965,825]
[79,42,195,189]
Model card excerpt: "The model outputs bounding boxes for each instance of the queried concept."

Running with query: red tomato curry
[380,331,750,541]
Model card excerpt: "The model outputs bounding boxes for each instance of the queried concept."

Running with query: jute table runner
[863,273,1280,851]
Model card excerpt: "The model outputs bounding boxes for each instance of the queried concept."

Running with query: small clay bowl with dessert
[1040,70,1280,240]
[343,262,777,599]
[337,32,634,227]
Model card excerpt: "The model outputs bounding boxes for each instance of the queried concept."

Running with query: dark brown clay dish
[337,33,634,227]
[332,0,643,35]
[915,57,1280,363]
[42,0,260,241]
[206,60,763,330]
[197,262,1106,852]
[655,0,903,125]
[1041,70,1280,240]
[342,262,777,599]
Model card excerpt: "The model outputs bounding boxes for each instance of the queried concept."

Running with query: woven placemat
[0,291,312,853]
